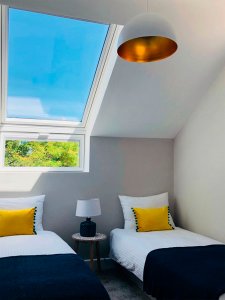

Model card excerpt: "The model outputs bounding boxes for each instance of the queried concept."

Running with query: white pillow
[119,192,175,230]
[0,195,45,231]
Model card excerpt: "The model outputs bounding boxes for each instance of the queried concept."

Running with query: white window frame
[0,132,84,172]
[0,5,122,172]
[0,6,116,128]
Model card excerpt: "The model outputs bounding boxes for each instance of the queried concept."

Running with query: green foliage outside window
[5,140,79,167]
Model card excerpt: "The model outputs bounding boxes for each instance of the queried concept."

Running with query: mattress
[110,227,225,300]
[0,230,74,258]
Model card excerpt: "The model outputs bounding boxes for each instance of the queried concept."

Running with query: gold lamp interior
[117,36,178,63]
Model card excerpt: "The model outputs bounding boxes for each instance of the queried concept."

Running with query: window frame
[0,5,122,172]
[0,132,84,172]
[0,6,114,128]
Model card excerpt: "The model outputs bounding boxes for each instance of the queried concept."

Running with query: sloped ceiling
[92,1,225,138]
[1,0,225,138]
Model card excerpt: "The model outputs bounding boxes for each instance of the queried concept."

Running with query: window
[5,141,79,167]
[0,5,121,171]
[6,8,109,124]
[1,133,84,171]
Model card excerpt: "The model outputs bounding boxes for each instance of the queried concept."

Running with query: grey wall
[174,66,225,243]
[0,137,173,257]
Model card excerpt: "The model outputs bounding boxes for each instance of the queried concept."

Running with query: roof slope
[2,0,225,138]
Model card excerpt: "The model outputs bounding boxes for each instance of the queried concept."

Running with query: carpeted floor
[98,268,149,300]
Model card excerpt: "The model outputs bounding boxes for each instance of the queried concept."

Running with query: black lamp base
[80,218,96,237]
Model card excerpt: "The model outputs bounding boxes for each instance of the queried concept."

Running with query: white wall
[174,66,225,242]
[0,137,174,257]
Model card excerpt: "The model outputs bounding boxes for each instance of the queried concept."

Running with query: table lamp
[76,199,101,237]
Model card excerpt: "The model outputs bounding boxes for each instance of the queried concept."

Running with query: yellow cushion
[132,206,174,232]
[0,207,36,237]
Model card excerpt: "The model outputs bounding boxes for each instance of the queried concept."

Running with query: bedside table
[72,233,107,272]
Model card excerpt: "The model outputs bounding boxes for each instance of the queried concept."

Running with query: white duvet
[110,227,225,300]
[0,230,74,258]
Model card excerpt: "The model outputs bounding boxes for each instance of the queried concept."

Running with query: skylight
[0,4,121,171]
[7,8,109,122]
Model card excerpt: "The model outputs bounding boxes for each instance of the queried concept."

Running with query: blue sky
[7,8,109,121]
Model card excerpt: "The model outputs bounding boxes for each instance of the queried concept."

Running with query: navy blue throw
[143,245,225,300]
[0,254,110,300]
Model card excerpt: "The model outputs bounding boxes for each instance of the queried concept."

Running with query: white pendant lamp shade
[117,13,178,63]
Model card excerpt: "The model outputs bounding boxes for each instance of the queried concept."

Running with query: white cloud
[7,96,48,119]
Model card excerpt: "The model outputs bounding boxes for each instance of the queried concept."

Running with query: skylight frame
[0,6,115,128]
[0,5,122,172]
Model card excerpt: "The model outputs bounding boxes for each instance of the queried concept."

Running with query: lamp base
[80,218,96,237]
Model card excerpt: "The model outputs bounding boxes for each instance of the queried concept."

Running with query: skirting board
[84,257,116,270]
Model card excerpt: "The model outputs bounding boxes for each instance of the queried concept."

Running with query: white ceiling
[1,0,225,138]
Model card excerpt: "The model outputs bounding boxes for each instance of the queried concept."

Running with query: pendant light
[117,1,177,63]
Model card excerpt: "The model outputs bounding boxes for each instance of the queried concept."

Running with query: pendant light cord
[147,0,149,12]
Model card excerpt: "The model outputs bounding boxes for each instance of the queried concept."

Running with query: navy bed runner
[0,254,110,300]
[143,244,225,300]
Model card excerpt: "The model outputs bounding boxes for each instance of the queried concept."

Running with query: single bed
[110,227,225,300]
[0,230,109,300]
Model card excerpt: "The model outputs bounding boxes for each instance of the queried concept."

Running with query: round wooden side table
[72,233,107,272]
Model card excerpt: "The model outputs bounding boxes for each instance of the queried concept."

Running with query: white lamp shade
[118,13,176,47]
[76,199,101,217]
[117,13,177,62]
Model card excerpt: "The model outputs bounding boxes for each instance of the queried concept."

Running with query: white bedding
[110,227,225,300]
[0,230,74,258]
